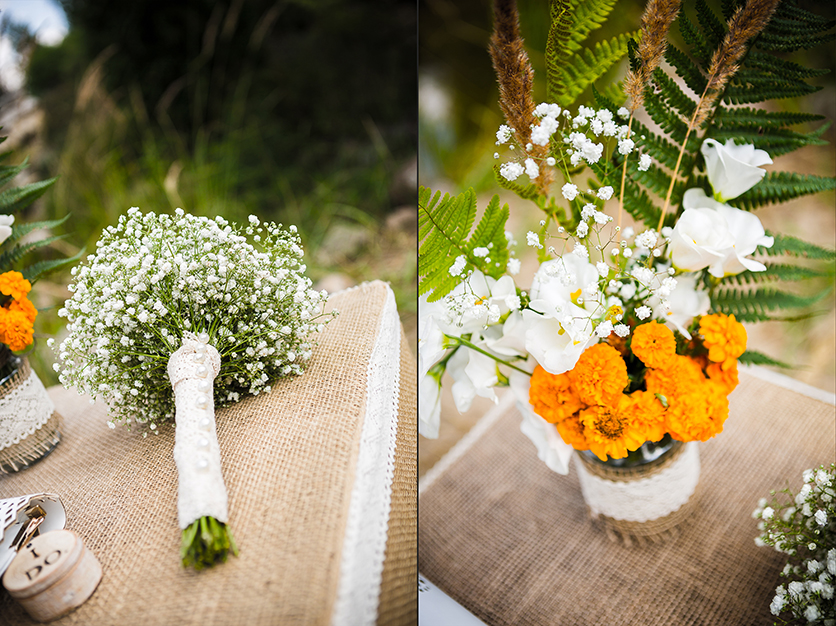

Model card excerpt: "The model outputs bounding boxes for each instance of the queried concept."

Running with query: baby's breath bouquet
[753,465,836,625]
[55,207,333,568]
[419,0,834,482]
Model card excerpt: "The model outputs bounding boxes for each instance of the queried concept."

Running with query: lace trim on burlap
[0,361,56,451]
[330,285,401,626]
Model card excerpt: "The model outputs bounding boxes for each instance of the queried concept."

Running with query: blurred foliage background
[418,0,835,475]
[0,0,417,384]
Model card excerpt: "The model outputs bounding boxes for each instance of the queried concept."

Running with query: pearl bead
[197,380,211,392]
[195,365,208,378]
[199,417,211,431]
[195,395,209,409]
[193,352,206,363]
[195,343,207,353]
[196,457,209,471]
[198,437,210,449]
[198,332,210,344]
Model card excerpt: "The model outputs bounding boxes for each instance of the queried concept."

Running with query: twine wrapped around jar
[574,439,700,545]
[0,356,62,474]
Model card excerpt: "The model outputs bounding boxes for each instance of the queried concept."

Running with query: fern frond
[724,263,829,286]
[0,178,57,215]
[695,0,725,48]
[760,233,836,260]
[711,287,829,322]
[567,0,618,51]
[652,67,697,120]
[664,45,708,94]
[0,234,68,274]
[745,51,831,80]
[560,32,636,105]
[0,158,28,189]
[733,172,836,210]
[24,247,85,285]
[708,124,829,157]
[738,349,792,369]
[678,12,712,67]
[418,187,510,301]
[545,0,573,107]
[713,106,824,129]
[4,215,71,246]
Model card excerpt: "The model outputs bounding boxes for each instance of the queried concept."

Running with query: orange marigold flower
[529,366,586,424]
[665,381,728,442]
[9,297,37,324]
[631,321,677,369]
[1,309,34,352]
[555,414,588,450]
[580,396,647,461]
[706,359,739,395]
[627,390,668,444]
[568,343,628,406]
[699,313,747,363]
[645,355,704,405]
[0,271,31,301]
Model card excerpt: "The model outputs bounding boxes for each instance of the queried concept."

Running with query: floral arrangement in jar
[55,208,335,568]
[0,134,82,473]
[753,464,835,625]
[418,0,834,534]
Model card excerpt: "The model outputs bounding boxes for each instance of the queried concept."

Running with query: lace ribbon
[0,366,56,451]
[167,333,227,529]
[575,442,700,522]
[330,285,402,626]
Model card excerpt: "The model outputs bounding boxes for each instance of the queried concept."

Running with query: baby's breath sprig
[54,208,335,430]
[754,464,836,624]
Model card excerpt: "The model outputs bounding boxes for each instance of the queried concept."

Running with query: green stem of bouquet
[181,515,239,570]
[452,337,532,377]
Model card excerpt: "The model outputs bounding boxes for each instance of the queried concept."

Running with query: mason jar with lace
[0,347,62,473]
[574,434,700,544]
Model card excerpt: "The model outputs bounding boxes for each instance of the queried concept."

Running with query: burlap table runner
[0,280,416,626]
[419,372,835,626]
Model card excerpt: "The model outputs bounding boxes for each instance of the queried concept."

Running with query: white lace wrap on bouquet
[0,363,55,451]
[575,441,700,522]
[167,334,227,529]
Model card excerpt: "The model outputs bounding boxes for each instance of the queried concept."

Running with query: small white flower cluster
[754,464,836,624]
[495,103,652,182]
[55,208,333,429]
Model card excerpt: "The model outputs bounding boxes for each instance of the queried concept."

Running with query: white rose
[0,214,13,246]
[712,197,774,275]
[701,138,772,202]
[671,188,773,277]
[419,373,442,439]
[669,193,734,277]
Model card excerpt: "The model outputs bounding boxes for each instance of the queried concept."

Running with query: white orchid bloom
[419,373,442,439]
[446,337,500,413]
[650,273,710,339]
[510,368,574,475]
[0,214,13,246]
[418,311,446,380]
[701,138,772,202]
